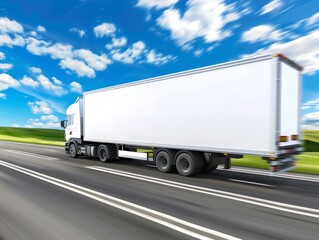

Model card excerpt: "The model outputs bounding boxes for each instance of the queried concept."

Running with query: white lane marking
[228,179,273,187]
[219,167,319,183]
[0,160,240,240]
[87,166,319,219]
[4,150,58,161]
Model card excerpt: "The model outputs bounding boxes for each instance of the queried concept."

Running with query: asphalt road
[0,141,318,240]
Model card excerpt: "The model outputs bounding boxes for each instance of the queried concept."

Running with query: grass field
[0,127,65,146]
[0,126,318,174]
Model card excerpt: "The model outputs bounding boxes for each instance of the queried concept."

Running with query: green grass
[0,126,64,146]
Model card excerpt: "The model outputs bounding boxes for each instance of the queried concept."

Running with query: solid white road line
[219,167,319,183]
[4,149,58,161]
[86,166,319,219]
[228,179,274,187]
[0,160,240,240]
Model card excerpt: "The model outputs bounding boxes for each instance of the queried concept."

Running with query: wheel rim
[100,148,107,161]
[70,145,75,156]
[180,157,190,172]
[158,155,168,169]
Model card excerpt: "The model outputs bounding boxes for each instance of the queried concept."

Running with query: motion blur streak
[0,160,241,240]
[87,166,319,219]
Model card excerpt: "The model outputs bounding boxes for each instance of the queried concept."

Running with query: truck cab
[61,97,82,156]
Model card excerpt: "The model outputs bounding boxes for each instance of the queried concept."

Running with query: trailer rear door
[279,58,302,148]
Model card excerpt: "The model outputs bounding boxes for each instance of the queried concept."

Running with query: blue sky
[0,0,318,129]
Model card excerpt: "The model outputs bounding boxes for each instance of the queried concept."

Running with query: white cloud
[29,66,42,74]
[52,76,62,86]
[74,49,112,71]
[40,114,58,122]
[11,124,20,127]
[194,49,204,57]
[0,34,25,47]
[241,25,284,43]
[111,41,175,65]
[292,12,319,29]
[105,37,127,50]
[303,111,319,122]
[30,31,37,36]
[25,116,60,128]
[0,17,24,47]
[26,37,112,78]
[112,41,146,63]
[37,74,67,96]
[302,98,319,110]
[146,49,176,65]
[37,25,46,32]
[26,37,73,59]
[28,101,52,114]
[0,73,20,91]
[0,17,23,33]
[157,0,241,46]
[241,30,319,74]
[0,63,13,70]
[94,23,116,38]
[306,12,319,26]
[70,81,83,93]
[20,76,39,88]
[59,57,95,78]
[0,51,5,60]
[0,92,6,99]
[260,0,282,15]
[136,0,178,9]
[70,27,86,38]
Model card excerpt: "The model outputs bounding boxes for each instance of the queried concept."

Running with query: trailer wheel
[155,150,175,173]
[202,161,218,173]
[176,152,203,177]
[202,153,218,173]
[98,145,108,162]
[69,143,78,158]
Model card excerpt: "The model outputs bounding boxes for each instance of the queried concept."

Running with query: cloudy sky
[0,0,318,129]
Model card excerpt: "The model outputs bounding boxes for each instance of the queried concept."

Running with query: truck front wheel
[155,150,175,173]
[69,143,78,158]
[176,152,203,177]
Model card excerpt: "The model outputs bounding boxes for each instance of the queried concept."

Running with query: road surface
[0,141,318,240]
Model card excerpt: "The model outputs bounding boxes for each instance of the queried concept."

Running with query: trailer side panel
[84,57,278,156]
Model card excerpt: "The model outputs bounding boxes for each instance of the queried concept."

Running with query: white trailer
[61,54,303,176]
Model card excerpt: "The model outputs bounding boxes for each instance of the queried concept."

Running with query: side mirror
[60,120,67,129]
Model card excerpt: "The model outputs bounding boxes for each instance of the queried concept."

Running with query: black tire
[69,143,78,158]
[202,161,218,173]
[176,152,203,177]
[155,150,175,173]
[98,145,108,162]
[201,153,218,173]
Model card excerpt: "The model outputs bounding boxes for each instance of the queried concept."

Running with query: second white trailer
[61,54,303,176]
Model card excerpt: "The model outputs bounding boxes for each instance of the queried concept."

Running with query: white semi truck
[61,54,303,176]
